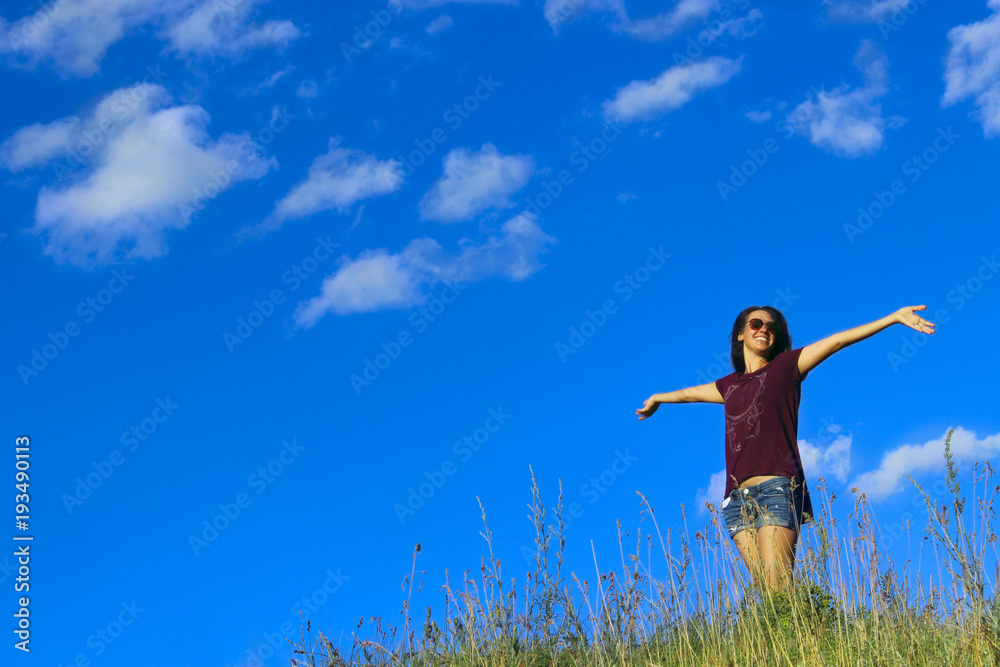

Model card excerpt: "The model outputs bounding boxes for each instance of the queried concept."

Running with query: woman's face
[738,309,776,355]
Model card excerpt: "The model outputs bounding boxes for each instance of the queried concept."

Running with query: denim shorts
[722,476,804,539]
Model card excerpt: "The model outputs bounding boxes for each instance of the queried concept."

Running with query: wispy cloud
[418,144,534,223]
[602,56,743,123]
[824,0,910,22]
[800,433,852,483]
[164,0,300,60]
[0,0,167,76]
[543,0,759,41]
[942,0,1000,137]
[745,109,772,123]
[251,137,405,237]
[544,0,726,39]
[849,427,1000,501]
[0,83,276,267]
[544,0,627,32]
[695,469,727,513]
[294,211,557,325]
[296,79,319,98]
[426,14,454,34]
[399,0,516,9]
[0,0,299,76]
[244,66,295,95]
[784,39,905,157]
[615,0,718,40]
[705,8,763,40]
[0,117,81,171]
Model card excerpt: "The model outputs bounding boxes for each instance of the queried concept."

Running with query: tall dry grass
[290,428,1000,665]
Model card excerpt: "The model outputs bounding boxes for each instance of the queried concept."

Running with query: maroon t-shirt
[714,346,814,523]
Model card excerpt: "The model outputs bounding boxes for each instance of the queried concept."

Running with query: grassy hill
[288,428,1000,666]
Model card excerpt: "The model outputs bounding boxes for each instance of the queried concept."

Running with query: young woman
[635,305,936,590]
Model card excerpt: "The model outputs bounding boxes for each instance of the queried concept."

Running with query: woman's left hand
[895,305,936,334]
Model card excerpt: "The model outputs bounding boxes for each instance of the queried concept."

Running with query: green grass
[289,428,1000,666]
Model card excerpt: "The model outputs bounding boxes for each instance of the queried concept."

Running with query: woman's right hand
[636,396,660,420]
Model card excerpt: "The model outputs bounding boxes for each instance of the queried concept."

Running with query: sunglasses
[746,318,779,334]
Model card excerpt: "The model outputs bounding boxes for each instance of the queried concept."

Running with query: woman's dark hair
[728,305,793,373]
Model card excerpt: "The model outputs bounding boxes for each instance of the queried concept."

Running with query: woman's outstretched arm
[637,382,724,420]
[798,305,936,377]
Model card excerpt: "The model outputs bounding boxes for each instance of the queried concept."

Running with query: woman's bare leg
[756,525,798,591]
[732,529,762,582]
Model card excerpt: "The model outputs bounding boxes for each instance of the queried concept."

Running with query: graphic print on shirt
[723,371,767,453]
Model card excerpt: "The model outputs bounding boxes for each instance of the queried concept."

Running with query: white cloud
[602,56,743,123]
[825,0,911,22]
[544,0,626,32]
[616,0,718,40]
[0,117,81,171]
[1,83,171,173]
[426,14,454,34]
[244,66,294,95]
[294,211,556,325]
[0,0,299,76]
[745,109,772,123]
[544,0,759,41]
[718,8,763,38]
[544,0,723,38]
[1,83,276,267]
[298,249,422,321]
[296,79,319,98]
[784,39,905,157]
[695,469,727,513]
[254,138,405,235]
[418,144,534,223]
[0,0,166,76]
[942,0,1000,137]
[164,0,299,59]
[400,0,751,42]
[799,434,852,483]
[849,427,1000,501]
[398,0,516,9]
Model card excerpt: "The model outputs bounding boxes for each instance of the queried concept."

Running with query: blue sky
[2,0,999,663]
